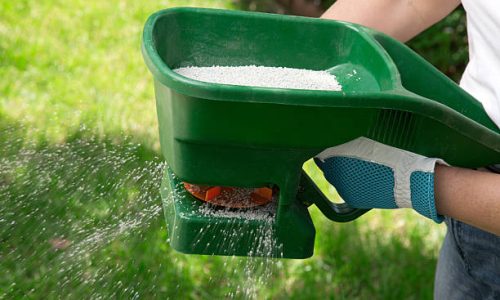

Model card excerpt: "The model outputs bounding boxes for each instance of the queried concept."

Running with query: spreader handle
[298,171,369,222]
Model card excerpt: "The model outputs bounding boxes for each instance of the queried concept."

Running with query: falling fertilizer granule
[174,65,342,91]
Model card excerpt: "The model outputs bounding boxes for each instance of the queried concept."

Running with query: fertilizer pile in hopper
[174,65,342,91]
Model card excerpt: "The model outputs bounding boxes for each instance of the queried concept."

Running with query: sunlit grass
[0,0,231,146]
[1,1,445,299]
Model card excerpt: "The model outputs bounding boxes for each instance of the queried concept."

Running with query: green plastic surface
[143,7,500,258]
[160,168,315,258]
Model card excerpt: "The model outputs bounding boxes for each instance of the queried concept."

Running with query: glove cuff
[409,160,445,223]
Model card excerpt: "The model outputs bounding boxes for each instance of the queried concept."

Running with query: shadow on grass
[0,113,441,299]
[0,113,198,299]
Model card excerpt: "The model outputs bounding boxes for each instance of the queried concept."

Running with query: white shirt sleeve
[460,0,500,129]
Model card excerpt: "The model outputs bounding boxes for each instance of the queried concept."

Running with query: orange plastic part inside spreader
[183,183,274,208]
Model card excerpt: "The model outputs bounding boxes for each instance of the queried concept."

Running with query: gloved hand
[314,137,447,223]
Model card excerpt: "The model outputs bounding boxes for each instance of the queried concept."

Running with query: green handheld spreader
[142,7,500,259]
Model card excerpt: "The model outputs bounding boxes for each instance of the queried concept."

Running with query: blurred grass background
[0,0,466,298]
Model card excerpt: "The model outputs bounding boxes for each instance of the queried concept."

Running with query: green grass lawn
[0,0,446,299]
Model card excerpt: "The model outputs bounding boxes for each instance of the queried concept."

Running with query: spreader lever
[298,171,369,223]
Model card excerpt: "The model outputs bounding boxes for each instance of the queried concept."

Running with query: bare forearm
[435,165,500,236]
[321,0,461,42]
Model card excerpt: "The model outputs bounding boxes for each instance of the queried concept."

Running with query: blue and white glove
[315,137,447,223]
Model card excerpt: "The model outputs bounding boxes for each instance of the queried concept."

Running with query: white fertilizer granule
[174,65,342,91]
